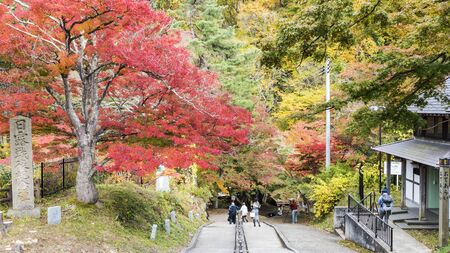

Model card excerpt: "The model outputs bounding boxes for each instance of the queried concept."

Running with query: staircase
[390,207,439,230]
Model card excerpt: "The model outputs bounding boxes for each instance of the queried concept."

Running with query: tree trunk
[76,143,99,204]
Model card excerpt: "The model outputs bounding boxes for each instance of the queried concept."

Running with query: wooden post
[386,154,392,193]
[401,159,407,209]
[419,165,427,221]
[439,160,449,247]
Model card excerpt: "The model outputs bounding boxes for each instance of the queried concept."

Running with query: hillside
[0,183,207,253]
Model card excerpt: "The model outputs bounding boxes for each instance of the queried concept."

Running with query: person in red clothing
[289,199,298,224]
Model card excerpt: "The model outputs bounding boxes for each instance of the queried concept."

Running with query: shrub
[310,176,351,218]
[101,183,187,230]
[0,165,11,188]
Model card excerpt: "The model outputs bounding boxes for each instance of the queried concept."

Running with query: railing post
[390,227,393,251]
[357,203,360,222]
[375,216,378,238]
[347,194,350,211]
[40,162,44,198]
[62,158,65,190]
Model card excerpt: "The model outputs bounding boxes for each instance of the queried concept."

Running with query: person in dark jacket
[378,187,393,224]
[228,202,238,224]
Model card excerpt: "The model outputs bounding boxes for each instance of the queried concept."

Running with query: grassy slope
[0,183,206,253]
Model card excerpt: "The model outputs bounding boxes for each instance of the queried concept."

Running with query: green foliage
[0,165,11,188]
[361,163,384,194]
[102,183,185,229]
[168,0,260,110]
[188,185,213,202]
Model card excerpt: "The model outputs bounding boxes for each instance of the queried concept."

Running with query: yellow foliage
[273,86,325,129]
[310,176,350,218]
[216,180,229,195]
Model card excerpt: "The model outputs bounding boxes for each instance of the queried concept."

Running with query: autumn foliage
[284,120,360,176]
[0,0,251,202]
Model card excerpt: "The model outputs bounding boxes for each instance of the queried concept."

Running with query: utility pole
[325,58,331,171]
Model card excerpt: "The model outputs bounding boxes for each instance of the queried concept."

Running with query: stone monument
[170,210,176,223]
[164,219,171,234]
[156,165,170,192]
[7,116,40,218]
[150,224,157,240]
[47,206,61,225]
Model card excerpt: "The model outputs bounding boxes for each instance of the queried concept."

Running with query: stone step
[405,220,438,226]
[390,215,419,222]
[392,209,408,215]
[396,222,438,230]
[335,228,345,240]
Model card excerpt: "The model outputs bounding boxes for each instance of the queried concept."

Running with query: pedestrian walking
[378,187,393,224]
[290,199,298,224]
[251,198,261,227]
[240,202,249,222]
[228,202,237,224]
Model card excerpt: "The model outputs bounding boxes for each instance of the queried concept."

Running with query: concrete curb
[263,221,299,253]
[180,221,213,253]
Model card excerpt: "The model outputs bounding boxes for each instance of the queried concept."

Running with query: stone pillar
[170,210,176,223]
[7,116,40,218]
[150,224,157,240]
[419,165,427,221]
[164,219,171,234]
[439,159,450,247]
[401,159,407,209]
[386,154,392,193]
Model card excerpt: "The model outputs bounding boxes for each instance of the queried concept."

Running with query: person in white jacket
[240,203,249,222]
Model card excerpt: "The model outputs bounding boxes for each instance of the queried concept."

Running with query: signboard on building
[384,161,402,175]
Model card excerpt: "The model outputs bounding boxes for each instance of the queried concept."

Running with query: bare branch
[5,24,63,51]
[97,64,125,105]
[13,0,29,8]
[143,70,216,118]
[44,86,64,108]
[69,9,113,31]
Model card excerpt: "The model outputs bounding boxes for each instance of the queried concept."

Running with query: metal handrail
[348,194,393,251]
[235,211,248,253]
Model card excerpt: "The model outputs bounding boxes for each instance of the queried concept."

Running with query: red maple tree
[285,120,362,176]
[0,0,251,203]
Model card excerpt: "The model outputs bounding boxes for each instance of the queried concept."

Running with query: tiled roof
[372,138,450,167]
[408,79,450,114]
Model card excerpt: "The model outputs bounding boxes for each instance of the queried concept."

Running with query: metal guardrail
[348,194,393,251]
[235,211,248,253]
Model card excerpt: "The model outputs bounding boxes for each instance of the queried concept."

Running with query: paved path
[272,223,356,253]
[186,221,235,253]
[243,222,292,253]
[186,211,294,253]
[389,221,432,253]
